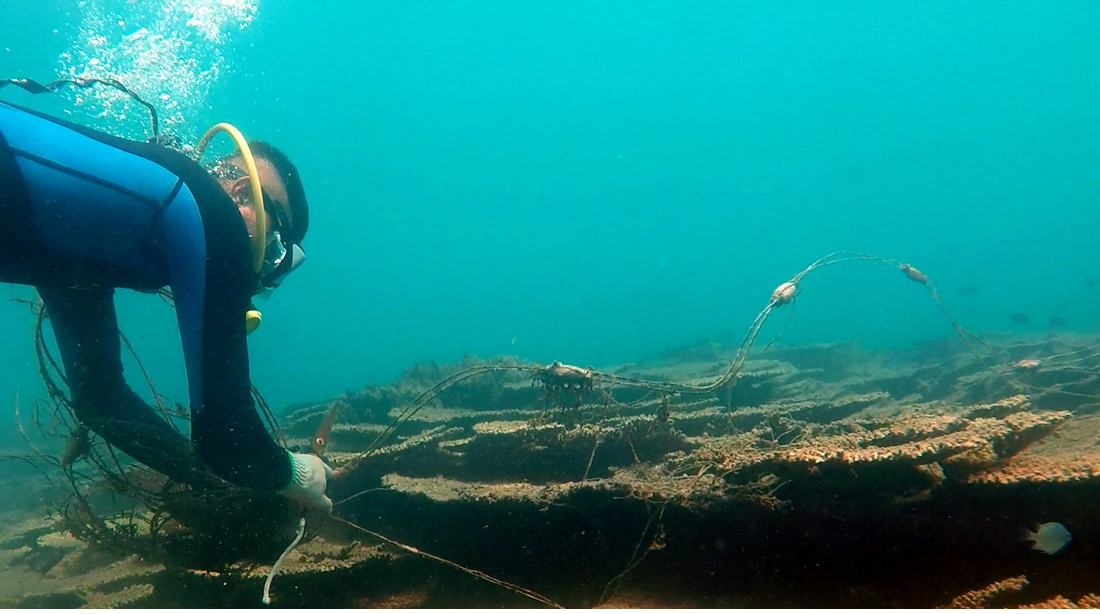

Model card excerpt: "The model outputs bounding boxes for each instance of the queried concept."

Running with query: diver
[0,97,335,512]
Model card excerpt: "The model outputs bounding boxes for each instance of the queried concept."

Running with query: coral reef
[941,576,1100,610]
[8,332,1100,607]
[944,575,1029,608]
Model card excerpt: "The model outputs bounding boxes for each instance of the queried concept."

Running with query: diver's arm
[35,285,217,487]
[160,188,293,492]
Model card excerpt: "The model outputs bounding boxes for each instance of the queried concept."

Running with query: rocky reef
[4,333,1100,608]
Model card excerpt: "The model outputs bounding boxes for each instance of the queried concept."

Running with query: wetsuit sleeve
[36,286,218,488]
[160,187,292,492]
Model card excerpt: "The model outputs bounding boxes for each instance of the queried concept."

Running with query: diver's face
[225,158,293,241]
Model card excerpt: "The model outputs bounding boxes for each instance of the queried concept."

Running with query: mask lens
[255,192,304,296]
[258,230,304,293]
[265,230,287,270]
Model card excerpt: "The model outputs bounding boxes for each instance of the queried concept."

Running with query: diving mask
[257,228,305,298]
[254,188,304,297]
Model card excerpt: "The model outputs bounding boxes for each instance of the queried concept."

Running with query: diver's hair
[226,141,310,245]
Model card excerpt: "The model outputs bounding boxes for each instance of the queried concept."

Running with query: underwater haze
[1,0,1099,426]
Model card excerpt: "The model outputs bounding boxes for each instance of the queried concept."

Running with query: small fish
[1012,359,1042,371]
[648,524,666,551]
[61,424,90,471]
[1009,313,1031,325]
[1049,316,1066,328]
[1087,277,1096,288]
[893,488,933,505]
[955,285,980,296]
[310,401,340,457]
[1022,522,1071,555]
[656,396,671,424]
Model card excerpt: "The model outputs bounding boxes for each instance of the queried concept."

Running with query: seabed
[3,332,1100,608]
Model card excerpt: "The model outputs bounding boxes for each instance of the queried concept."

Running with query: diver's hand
[280,451,335,514]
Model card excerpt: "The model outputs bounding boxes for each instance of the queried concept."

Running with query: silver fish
[1022,522,1072,555]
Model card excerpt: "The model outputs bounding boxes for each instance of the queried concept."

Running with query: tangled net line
[8,288,565,608]
[337,250,1034,476]
[324,252,1100,607]
[6,288,286,557]
[7,251,1088,606]
[320,250,1061,606]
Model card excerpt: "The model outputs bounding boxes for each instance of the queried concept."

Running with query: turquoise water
[1,0,1099,432]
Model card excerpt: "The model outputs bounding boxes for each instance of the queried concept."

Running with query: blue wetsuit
[0,100,290,491]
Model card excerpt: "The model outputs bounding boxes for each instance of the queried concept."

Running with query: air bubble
[57,0,258,141]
